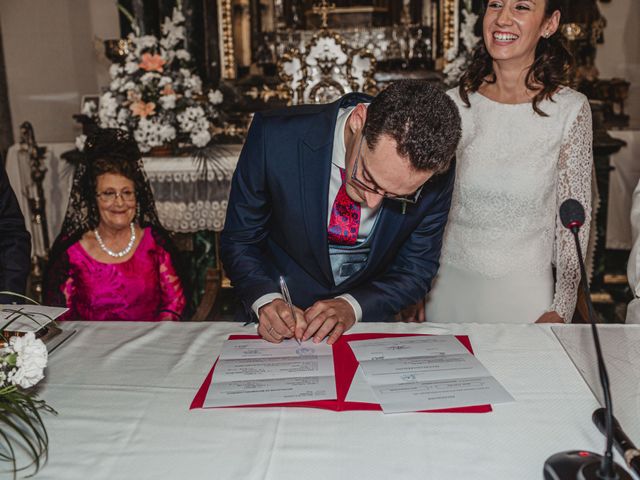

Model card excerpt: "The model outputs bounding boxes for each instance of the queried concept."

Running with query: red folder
[190,332,492,413]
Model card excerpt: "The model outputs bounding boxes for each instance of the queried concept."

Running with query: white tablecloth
[32,321,636,479]
[5,143,242,255]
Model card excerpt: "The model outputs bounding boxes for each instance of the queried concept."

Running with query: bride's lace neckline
[473,87,567,107]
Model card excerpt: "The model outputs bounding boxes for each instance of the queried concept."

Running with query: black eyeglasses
[348,134,424,206]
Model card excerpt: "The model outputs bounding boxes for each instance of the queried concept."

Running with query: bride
[425,0,592,324]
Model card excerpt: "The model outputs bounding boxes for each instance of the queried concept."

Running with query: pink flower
[139,53,165,72]
[130,101,156,118]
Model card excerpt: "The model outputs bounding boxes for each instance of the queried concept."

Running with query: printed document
[348,335,514,413]
[204,338,336,407]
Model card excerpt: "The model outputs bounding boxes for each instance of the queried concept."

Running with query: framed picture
[80,95,100,116]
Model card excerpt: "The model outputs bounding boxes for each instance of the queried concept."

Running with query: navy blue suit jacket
[220,93,455,322]
[0,165,31,298]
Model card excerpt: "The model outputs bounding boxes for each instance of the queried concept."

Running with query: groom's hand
[303,298,356,345]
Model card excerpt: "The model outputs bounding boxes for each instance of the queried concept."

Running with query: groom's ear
[348,104,368,134]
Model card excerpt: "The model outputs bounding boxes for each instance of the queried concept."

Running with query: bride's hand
[396,300,426,323]
[535,311,564,323]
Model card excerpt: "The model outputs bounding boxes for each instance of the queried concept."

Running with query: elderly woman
[45,129,185,321]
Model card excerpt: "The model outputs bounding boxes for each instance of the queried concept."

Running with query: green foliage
[0,388,56,479]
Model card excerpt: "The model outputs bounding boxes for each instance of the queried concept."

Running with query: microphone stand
[544,219,631,480]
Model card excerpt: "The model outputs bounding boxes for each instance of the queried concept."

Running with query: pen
[279,275,301,345]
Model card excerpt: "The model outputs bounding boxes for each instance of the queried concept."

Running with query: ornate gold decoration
[442,0,458,63]
[243,84,291,103]
[277,28,377,105]
[103,38,133,63]
[561,22,586,41]
[218,0,235,79]
[211,122,248,138]
[311,0,336,29]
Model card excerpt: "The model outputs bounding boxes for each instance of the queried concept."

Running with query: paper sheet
[203,338,336,408]
[0,305,68,332]
[348,335,514,413]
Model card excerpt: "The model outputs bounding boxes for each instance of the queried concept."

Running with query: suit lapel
[300,138,333,284]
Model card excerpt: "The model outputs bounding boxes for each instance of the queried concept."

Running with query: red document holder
[190,332,492,413]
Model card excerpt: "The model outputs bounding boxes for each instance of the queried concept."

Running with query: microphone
[560,198,586,232]
[544,199,632,480]
[593,408,640,477]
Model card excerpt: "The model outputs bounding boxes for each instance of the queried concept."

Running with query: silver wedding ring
[267,326,274,334]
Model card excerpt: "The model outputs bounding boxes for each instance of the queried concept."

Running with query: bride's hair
[458,0,574,116]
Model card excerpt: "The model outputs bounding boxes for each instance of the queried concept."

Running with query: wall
[595,0,640,127]
[0,0,119,143]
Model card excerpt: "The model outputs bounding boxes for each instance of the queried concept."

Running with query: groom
[221,80,461,344]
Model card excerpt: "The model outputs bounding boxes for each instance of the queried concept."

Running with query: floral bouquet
[83,6,224,153]
[0,327,53,478]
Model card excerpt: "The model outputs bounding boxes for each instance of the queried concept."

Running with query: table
[4,143,242,256]
[32,321,636,479]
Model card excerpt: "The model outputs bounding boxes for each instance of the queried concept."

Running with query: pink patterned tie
[328,168,361,245]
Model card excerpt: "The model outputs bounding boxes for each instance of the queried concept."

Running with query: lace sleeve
[550,99,593,321]
[156,244,186,320]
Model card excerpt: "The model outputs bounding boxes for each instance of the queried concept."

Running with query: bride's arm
[547,98,593,322]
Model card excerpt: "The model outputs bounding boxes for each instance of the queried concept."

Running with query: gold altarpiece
[216,0,462,83]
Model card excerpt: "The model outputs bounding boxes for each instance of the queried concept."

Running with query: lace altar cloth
[5,143,242,241]
[144,145,241,232]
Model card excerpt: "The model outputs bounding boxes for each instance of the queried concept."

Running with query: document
[348,335,514,413]
[203,338,336,408]
[0,305,68,332]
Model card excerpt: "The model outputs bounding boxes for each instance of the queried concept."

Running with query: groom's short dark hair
[364,80,461,174]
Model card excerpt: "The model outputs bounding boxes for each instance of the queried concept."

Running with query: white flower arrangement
[1,332,47,390]
[87,7,224,153]
[443,0,480,87]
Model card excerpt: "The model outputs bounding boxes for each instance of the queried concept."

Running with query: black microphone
[593,408,640,477]
[544,199,632,480]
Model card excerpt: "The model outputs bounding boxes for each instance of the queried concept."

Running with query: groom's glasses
[96,189,136,205]
[348,135,424,205]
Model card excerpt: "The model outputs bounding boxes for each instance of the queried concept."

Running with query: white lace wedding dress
[425,87,593,323]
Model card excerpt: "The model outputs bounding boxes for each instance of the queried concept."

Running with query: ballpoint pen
[279,275,301,345]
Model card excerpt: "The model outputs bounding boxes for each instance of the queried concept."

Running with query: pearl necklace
[94,223,136,258]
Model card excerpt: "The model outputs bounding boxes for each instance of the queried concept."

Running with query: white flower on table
[177,106,206,132]
[159,125,177,143]
[132,34,158,56]
[124,61,139,74]
[109,64,123,79]
[75,134,87,152]
[208,89,223,105]
[191,128,212,148]
[8,333,47,389]
[175,49,191,61]
[160,94,177,110]
[99,92,118,125]
[140,72,161,85]
[460,10,480,51]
